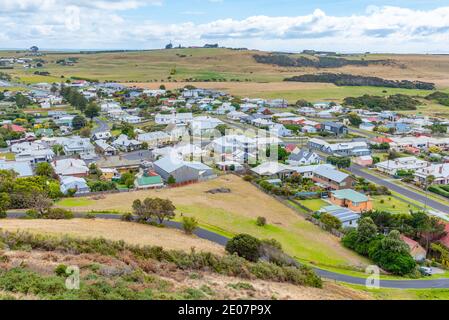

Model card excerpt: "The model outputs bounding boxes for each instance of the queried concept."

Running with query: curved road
[349,164,449,214]
[5,212,449,289]
[92,117,110,135]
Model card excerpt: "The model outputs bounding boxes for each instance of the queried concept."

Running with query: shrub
[54,264,68,277]
[243,175,253,182]
[256,216,267,227]
[0,212,6,219]
[225,234,261,262]
[25,209,40,219]
[121,213,134,222]
[44,208,74,220]
[181,216,198,235]
[320,213,342,231]
[84,213,96,219]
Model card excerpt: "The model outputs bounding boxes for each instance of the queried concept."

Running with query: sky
[1,0,449,53]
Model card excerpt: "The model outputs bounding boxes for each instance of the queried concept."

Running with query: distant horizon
[1,1,449,53]
[1,47,449,55]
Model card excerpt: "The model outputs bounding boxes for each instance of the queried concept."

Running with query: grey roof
[0,160,33,177]
[313,166,349,183]
[154,157,185,173]
[322,205,360,223]
[288,149,321,162]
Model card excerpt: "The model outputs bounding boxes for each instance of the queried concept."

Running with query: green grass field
[0,153,15,161]
[372,195,418,214]
[299,199,329,211]
[56,198,95,208]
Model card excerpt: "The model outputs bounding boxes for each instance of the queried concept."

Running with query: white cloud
[1,4,449,52]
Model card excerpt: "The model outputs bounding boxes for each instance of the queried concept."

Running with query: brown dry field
[0,219,224,255]
[124,81,336,95]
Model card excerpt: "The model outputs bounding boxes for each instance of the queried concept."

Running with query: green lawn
[175,204,368,269]
[56,198,95,208]
[0,153,16,161]
[372,195,418,214]
[343,283,449,300]
[256,86,434,103]
[298,199,329,212]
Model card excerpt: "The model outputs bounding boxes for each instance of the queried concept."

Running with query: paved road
[92,117,110,135]
[349,164,449,214]
[5,212,449,289]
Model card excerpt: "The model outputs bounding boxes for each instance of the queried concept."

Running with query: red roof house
[400,235,426,261]
[2,124,26,133]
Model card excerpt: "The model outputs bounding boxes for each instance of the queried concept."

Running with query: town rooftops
[331,189,369,203]
[313,165,349,183]
[0,160,33,177]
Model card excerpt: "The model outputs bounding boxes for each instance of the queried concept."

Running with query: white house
[137,131,171,148]
[287,149,322,166]
[52,158,89,177]
[112,134,142,152]
[60,176,90,195]
[155,113,193,125]
[415,163,449,185]
[375,157,429,176]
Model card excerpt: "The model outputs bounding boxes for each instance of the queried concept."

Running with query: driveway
[349,164,449,215]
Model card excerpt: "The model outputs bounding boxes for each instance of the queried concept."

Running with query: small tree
[72,115,87,130]
[182,216,199,235]
[320,213,342,231]
[35,162,55,178]
[31,193,53,217]
[167,175,176,185]
[0,193,10,218]
[225,234,261,262]
[132,198,176,225]
[256,216,267,227]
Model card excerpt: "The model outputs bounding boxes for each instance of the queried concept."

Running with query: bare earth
[0,219,224,255]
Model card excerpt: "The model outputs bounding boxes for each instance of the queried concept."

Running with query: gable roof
[0,160,33,177]
[313,166,349,183]
[331,189,369,203]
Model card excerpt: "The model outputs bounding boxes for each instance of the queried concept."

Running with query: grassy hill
[3,48,449,87]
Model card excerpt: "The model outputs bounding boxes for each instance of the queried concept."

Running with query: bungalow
[0,160,33,177]
[321,122,348,136]
[215,160,245,172]
[153,157,215,184]
[269,124,292,137]
[308,138,371,157]
[2,124,26,133]
[52,158,89,177]
[227,111,247,121]
[330,189,373,213]
[112,134,142,152]
[134,170,164,189]
[151,143,204,161]
[287,149,322,166]
[415,163,449,185]
[375,157,429,176]
[93,131,112,141]
[400,235,426,262]
[251,162,294,179]
[277,117,305,125]
[353,155,374,167]
[95,140,117,156]
[311,166,354,190]
[320,205,360,228]
[60,176,90,195]
[155,113,193,125]
[190,116,224,135]
[59,137,95,156]
[137,131,171,148]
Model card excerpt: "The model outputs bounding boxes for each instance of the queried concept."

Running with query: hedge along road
[5,212,449,289]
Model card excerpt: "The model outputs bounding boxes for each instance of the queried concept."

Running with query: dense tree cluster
[254,55,389,68]
[285,73,435,90]
[425,91,449,106]
[343,94,420,111]
[342,217,416,275]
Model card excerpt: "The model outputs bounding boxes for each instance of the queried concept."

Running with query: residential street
[92,117,110,134]
[348,164,449,215]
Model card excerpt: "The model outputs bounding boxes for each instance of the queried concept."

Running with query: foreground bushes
[0,230,322,288]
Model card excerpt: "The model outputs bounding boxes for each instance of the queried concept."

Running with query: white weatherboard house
[155,113,193,125]
[375,157,429,176]
[415,163,449,185]
[52,158,89,177]
[60,176,90,195]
